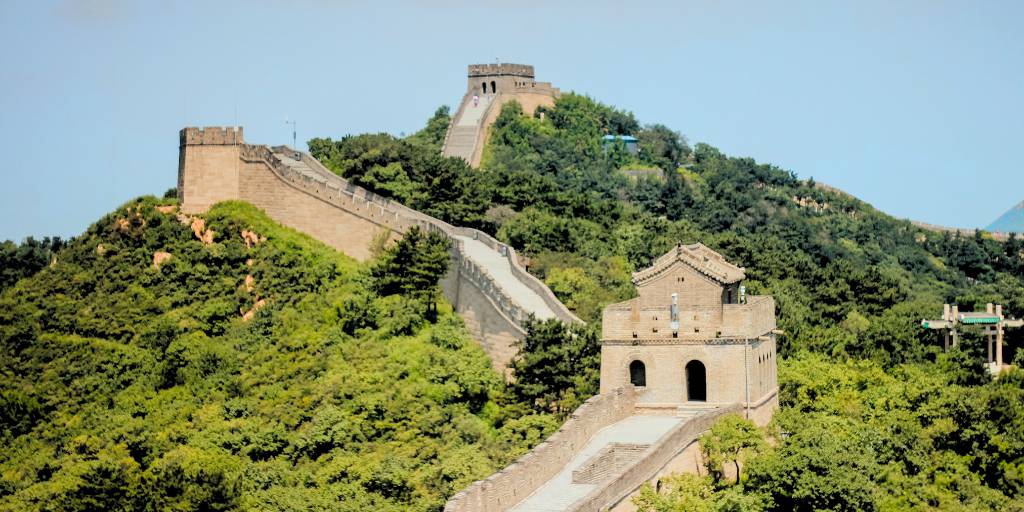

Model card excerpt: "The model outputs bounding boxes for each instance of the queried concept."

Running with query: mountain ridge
[987,200,1024,233]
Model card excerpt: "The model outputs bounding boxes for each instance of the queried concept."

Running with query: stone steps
[442,94,493,164]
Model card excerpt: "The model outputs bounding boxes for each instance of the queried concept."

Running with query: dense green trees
[0,198,552,511]
[0,236,67,293]
[634,355,1024,511]
[5,89,1024,510]
[305,94,1024,509]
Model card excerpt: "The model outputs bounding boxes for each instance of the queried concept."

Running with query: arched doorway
[685,360,706,402]
[629,360,646,387]
[481,82,487,94]
[490,80,497,93]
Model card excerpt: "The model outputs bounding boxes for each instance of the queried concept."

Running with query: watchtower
[467,63,537,95]
[177,127,244,214]
[600,244,779,425]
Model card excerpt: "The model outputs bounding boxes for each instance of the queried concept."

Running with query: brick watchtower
[177,127,244,214]
[600,244,779,425]
[468,63,537,95]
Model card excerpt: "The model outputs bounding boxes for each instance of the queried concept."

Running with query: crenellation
[180,126,244,146]
[468,63,535,78]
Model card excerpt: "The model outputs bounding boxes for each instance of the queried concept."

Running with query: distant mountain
[987,200,1024,233]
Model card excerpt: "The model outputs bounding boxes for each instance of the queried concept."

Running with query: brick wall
[177,128,578,371]
[443,387,638,512]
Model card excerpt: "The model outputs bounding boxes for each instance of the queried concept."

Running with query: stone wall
[443,387,638,512]
[570,404,742,512]
[571,443,650,485]
[177,128,578,370]
[179,127,243,214]
[910,220,1011,242]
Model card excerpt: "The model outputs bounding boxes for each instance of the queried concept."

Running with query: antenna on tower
[285,118,297,151]
[284,119,296,157]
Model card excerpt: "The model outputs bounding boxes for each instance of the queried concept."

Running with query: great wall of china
[178,126,579,372]
[441,64,560,167]
[179,63,778,512]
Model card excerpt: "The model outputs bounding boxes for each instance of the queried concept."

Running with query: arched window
[629,360,646,387]
[491,80,497,93]
[685,360,706,402]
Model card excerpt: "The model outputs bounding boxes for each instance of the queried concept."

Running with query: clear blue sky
[1,0,1022,241]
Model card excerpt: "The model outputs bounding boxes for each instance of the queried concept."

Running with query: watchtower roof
[633,243,745,286]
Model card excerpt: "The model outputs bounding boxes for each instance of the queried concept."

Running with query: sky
[1,0,1022,241]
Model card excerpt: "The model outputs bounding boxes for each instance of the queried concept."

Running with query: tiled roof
[633,243,745,286]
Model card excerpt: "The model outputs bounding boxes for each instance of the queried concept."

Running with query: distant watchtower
[442,63,560,167]
[468,63,537,95]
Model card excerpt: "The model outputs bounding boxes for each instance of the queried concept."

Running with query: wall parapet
[721,295,776,338]
[469,63,534,78]
[910,220,1011,242]
[180,126,243,146]
[443,387,638,512]
[569,404,743,512]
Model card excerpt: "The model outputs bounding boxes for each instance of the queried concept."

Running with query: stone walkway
[509,415,682,512]
[271,150,558,323]
[457,95,493,126]
[453,235,557,320]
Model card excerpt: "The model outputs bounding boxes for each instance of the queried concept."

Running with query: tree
[371,226,450,303]
[509,319,600,414]
[700,415,767,484]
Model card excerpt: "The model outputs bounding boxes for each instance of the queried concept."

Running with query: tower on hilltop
[467,63,537,95]
[442,63,560,167]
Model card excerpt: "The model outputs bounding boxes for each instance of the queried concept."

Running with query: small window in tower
[629,360,646,387]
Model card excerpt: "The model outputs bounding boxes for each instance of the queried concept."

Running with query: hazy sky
[1,0,1022,241]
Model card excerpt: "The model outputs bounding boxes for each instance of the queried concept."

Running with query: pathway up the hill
[453,234,557,321]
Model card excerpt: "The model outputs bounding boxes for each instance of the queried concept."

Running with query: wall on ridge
[178,128,577,372]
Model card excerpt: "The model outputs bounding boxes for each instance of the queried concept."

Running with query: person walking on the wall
[472,94,479,107]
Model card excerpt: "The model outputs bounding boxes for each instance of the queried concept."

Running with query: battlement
[468,63,534,78]
[180,126,244,146]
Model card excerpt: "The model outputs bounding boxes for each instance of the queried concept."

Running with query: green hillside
[3,91,1024,511]
[309,94,1024,510]
[0,198,555,511]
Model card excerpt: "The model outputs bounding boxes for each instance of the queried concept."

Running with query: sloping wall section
[178,126,579,371]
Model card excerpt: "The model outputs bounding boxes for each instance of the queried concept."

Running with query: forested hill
[3,92,1023,511]
[310,94,1024,509]
[0,198,559,511]
[312,95,1024,362]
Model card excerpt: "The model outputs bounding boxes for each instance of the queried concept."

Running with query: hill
[310,93,1024,509]
[987,200,1024,233]
[3,90,1024,511]
[0,198,556,511]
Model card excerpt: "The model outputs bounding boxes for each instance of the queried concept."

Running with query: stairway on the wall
[442,95,493,163]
